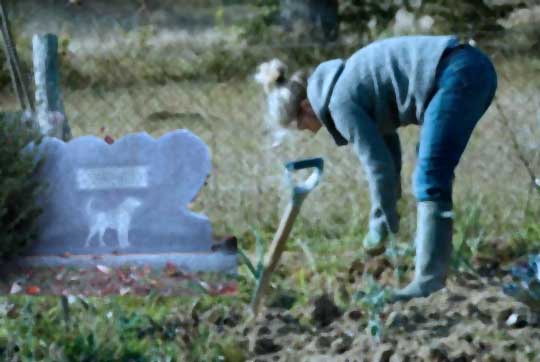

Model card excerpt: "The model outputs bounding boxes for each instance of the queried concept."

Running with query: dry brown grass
[50,54,537,266]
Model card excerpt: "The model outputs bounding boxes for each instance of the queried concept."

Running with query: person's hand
[362,227,388,256]
[362,207,399,256]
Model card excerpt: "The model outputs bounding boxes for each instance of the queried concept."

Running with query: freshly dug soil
[213,263,540,361]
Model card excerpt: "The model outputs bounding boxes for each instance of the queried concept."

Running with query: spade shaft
[251,157,323,316]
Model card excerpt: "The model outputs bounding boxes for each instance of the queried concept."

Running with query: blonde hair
[254,59,307,132]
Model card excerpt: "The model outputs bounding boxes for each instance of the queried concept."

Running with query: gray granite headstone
[17,130,235,273]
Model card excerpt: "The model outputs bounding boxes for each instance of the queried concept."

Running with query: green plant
[452,197,486,274]
[233,0,280,45]
[238,226,266,282]
[0,32,32,93]
[384,233,414,287]
[354,276,392,343]
[0,116,46,260]
[340,0,522,38]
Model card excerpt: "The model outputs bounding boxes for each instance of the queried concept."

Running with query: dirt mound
[238,269,540,361]
[311,294,342,328]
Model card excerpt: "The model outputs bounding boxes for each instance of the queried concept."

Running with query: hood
[307,59,348,146]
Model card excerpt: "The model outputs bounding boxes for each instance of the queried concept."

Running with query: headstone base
[4,251,236,274]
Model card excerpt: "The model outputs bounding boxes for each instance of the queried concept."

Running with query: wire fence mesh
[2,0,540,245]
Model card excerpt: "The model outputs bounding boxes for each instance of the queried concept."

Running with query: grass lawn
[1,11,540,359]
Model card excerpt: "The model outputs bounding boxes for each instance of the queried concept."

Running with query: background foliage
[0,116,44,260]
[1,0,540,360]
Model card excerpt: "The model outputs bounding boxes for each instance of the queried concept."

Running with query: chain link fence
[2,0,540,245]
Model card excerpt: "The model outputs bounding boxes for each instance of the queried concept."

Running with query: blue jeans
[414,44,498,202]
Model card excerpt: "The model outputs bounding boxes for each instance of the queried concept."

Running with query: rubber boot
[391,201,453,302]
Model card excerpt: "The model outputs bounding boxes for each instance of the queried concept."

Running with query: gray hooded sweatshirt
[307,35,460,234]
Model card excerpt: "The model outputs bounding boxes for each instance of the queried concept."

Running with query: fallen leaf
[116,269,132,284]
[128,272,140,281]
[56,269,67,281]
[0,302,12,316]
[192,280,213,294]
[134,285,151,295]
[142,265,151,276]
[101,284,117,295]
[7,305,18,318]
[96,265,111,274]
[164,261,187,278]
[198,280,211,291]
[26,286,41,295]
[10,282,22,294]
[215,282,238,296]
[165,261,177,276]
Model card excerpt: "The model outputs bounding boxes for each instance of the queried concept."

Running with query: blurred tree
[417,0,526,37]
[339,0,401,41]
[280,0,339,42]
[339,0,526,41]
[0,117,45,261]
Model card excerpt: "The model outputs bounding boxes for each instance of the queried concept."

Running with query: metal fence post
[32,33,71,141]
[33,33,74,322]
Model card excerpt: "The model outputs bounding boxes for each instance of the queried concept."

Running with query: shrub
[0,32,32,93]
[0,115,46,260]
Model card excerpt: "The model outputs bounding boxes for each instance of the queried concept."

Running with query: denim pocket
[440,50,495,92]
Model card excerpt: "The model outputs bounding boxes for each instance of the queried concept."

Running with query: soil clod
[311,294,342,328]
[254,337,282,355]
[257,326,271,336]
[373,343,395,362]
[366,256,393,279]
[347,309,363,321]
[315,334,333,349]
[268,291,297,310]
[331,333,353,354]
[385,311,408,329]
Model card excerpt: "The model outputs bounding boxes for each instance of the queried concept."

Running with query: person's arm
[382,131,402,200]
[329,98,400,235]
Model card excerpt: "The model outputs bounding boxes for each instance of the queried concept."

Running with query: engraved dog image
[84,197,143,249]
